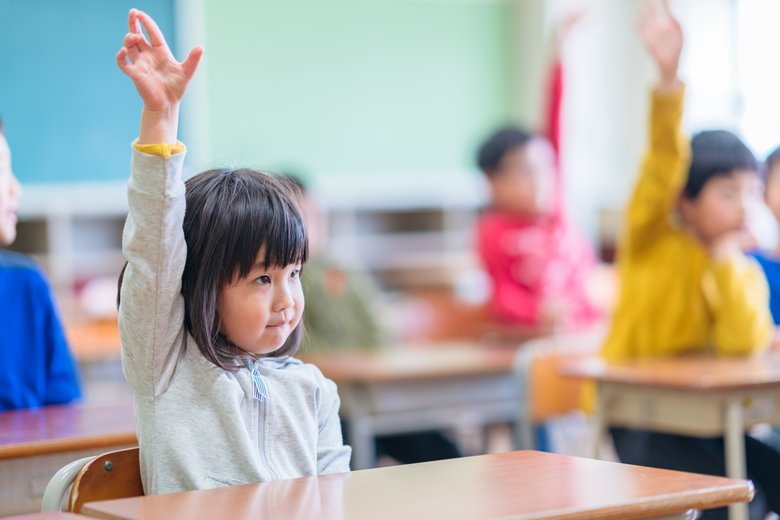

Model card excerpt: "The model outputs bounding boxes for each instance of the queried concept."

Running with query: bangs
[223,172,308,282]
[184,169,308,288]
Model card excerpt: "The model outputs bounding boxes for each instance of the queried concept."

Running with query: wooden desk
[562,354,780,520]
[0,401,136,515]
[3,513,88,520]
[305,343,518,469]
[81,450,753,520]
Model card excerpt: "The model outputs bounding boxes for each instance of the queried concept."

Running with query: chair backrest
[68,446,143,513]
[513,327,605,449]
[528,349,588,422]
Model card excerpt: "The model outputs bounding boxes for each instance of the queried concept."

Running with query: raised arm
[542,6,584,157]
[116,9,203,395]
[623,0,688,256]
[541,7,584,218]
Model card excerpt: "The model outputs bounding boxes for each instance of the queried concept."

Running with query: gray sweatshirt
[119,145,351,495]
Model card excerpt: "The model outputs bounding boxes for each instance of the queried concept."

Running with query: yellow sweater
[601,88,772,361]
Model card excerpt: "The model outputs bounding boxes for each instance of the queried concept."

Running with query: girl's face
[0,134,21,246]
[217,254,304,356]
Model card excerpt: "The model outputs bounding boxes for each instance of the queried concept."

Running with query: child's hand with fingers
[637,0,683,91]
[116,9,203,113]
[553,4,587,51]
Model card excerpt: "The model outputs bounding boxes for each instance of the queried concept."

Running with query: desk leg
[349,417,375,470]
[589,384,606,459]
[724,397,748,520]
[348,388,376,470]
[513,345,535,451]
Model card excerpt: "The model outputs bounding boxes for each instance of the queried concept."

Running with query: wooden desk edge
[324,365,515,385]
[593,481,754,520]
[0,432,137,460]
[82,503,131,520]
[80,481,753,520]
[560,360,780,392]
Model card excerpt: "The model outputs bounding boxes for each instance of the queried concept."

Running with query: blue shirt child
[752,251,780,325]
[0,250,81,410]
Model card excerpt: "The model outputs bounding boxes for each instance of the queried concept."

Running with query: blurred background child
[476,11,602,337]
[603,2,779,517]
[291,176,462,465]
[0,118,81,410]
[752,147,780,332]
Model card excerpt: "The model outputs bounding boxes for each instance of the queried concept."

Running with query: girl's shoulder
[262,356,332,384]
[260,357,340,409]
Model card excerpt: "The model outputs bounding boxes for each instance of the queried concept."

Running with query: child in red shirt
[476,35,600,335]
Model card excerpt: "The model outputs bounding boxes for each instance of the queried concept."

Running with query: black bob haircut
[476,126,534,176]
[119,168,309,371]
[683,130,758,199]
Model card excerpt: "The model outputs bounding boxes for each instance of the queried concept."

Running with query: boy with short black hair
[604,2,778,517]
[476,14,600,335]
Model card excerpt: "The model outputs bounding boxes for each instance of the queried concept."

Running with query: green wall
[203,0,513,179]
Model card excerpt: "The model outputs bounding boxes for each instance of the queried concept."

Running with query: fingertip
[187,45,205,62]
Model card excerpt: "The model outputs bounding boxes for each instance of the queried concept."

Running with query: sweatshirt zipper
[248,360,279,481]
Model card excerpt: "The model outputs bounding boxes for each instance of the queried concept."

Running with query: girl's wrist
[139,105,180,144]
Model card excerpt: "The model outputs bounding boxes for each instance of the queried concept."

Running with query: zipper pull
[246,360,270,401]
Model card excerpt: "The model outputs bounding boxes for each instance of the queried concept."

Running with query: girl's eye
[255,275,271,285]
[291,269,301,280]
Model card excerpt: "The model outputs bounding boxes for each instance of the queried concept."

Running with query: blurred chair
[41,446,142,513]
[513,328,604,450]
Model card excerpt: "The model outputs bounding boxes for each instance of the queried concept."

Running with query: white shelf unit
[10,173,490,300]
[10,182,129,297]
[314,171,488,291]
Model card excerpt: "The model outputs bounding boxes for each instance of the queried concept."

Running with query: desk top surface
[302,342,517,384]
[562,353,780,391]
[3,513,88,520]
[0,400,136,460]
[82,450,752,520]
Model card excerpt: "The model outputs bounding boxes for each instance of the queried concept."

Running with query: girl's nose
[273,282,295,313]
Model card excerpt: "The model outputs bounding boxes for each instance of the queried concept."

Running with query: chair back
[68,446,143,513]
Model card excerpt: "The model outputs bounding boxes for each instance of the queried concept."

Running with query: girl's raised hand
[637,0,682,91]
[116,9,203,112]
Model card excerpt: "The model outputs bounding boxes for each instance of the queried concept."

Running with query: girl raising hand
[116,9,351,495]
